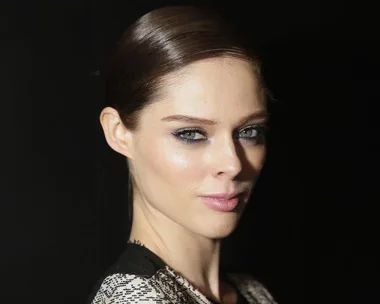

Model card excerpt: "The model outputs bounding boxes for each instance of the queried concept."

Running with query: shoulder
[88,242,169,304]
[91,273,170,304]
[226,273,278,304]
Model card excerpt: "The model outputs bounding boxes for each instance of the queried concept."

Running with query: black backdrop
[1,1,378,303]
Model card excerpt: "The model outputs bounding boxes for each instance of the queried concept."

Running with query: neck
[129,195,223,302]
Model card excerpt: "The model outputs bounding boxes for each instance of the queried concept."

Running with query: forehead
[144,57,264,119]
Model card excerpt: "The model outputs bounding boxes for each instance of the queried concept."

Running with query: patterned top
[87,241,277,304]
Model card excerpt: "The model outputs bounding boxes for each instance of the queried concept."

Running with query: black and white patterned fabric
[88,241,277,304]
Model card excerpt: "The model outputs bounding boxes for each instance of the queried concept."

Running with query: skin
[100,56,267,303]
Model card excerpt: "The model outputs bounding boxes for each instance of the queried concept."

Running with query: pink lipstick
[199,193,240,212]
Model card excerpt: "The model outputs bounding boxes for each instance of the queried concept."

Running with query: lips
[199,192,242,212]
[200,192,240,200]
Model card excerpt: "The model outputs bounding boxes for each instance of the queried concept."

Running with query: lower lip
[200,196,240,212]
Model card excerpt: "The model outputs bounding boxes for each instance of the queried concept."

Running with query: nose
[210,136,242,179]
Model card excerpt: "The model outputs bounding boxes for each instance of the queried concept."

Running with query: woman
[89,5,277,304]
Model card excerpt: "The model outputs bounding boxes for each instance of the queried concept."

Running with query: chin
[198,215,240,239]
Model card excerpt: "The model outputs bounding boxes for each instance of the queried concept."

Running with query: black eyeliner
[172,127,207,144]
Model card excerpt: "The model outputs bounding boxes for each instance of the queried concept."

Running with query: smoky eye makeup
[172,123,267,145]
[236,124,267,142]
[171,127,207,144]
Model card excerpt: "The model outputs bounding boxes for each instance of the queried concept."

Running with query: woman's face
[128,57,267,239]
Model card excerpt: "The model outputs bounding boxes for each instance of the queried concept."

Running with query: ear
[99,107,134,159]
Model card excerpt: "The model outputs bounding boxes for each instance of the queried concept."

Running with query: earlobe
[99,107,133,158]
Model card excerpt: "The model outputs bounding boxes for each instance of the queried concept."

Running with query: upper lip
[200,192,241,200]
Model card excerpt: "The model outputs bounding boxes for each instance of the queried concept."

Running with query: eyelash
[172,125,267,144]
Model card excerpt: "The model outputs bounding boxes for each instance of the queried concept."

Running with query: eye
[172,128,207,143]
[238,124,267,143]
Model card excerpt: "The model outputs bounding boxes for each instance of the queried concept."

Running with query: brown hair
[105,5,266,223]
[106,5,265,131]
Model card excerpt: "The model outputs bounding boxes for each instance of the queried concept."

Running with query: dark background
[1,1,378,303]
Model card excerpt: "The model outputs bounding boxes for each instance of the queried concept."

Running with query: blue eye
[173,124,267,145]
[172,128,207,143]
[237,124,267,143]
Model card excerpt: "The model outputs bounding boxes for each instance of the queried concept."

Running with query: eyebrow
[161,110,268,126]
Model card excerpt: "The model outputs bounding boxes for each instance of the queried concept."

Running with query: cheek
[245,145,267,172]
[140,139,202,186]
